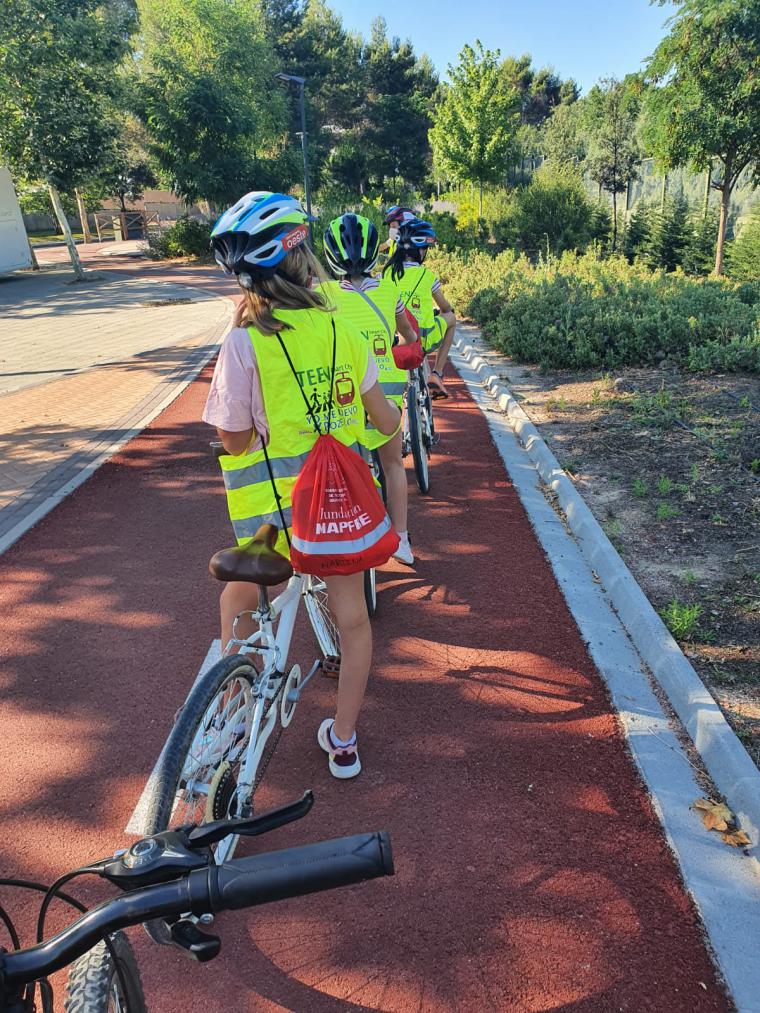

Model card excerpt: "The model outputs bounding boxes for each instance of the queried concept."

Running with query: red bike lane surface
[0,364,729,1011]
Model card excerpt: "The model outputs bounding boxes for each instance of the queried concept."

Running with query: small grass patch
[656,502,680,521]
[681,569,698,586]
[632,478,648,498]
[659,599,703,639]
[656,475,674,496]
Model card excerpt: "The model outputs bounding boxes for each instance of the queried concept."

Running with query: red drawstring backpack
[262,321,399,577]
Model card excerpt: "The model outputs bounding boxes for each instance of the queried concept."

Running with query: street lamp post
[275,72,313,243]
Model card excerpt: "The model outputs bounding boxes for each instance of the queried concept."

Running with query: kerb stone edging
[455,332,760,852]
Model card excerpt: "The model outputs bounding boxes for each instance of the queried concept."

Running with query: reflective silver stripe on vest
[222,442,363,492]
[419,325,434,336]
[232,507,293,541]
[222,450,310,492]
[290,513,392,556]
[379,381,407,396]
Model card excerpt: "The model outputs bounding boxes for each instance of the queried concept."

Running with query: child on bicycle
[321,212,419,566]
[383,218,456,399]
[203,191,401,779]
[379,205,415,258]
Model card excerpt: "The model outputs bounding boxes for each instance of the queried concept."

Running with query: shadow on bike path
[0,364,730,1011]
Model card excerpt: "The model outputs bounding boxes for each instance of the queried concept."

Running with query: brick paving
[0,258,232,546]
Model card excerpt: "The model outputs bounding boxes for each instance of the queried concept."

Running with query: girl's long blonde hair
[238,245,334,335]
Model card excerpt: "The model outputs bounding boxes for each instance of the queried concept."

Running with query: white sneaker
[318,719,361,779]
[393,534,414,566]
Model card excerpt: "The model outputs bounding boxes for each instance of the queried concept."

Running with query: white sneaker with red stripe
[317,719,361,779]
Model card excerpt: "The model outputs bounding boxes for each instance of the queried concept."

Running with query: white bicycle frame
[204,574,324,863]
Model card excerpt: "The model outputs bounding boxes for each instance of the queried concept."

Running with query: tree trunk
[703,164,712,220]
[479,179,483,217]
[27,236,40,271]
[660,174,668,211]
[612,189,618,251]
[75,188,92,243]
[714,178,731,276]
[48,184,86,281]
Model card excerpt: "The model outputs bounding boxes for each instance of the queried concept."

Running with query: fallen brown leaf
[721,830,751,848]
[693,798,733,832]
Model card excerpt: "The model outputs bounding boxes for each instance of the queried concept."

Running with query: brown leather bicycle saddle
[208,523,293,587]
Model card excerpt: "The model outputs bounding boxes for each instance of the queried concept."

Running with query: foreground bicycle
[0,791,393,1012]
[142,521,343,897]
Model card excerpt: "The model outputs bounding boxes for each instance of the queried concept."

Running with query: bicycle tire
[407,378,430,494]
[363,568,377,617]
[142,654,258,943]
[64,932,146,1013]
[370,449,388,506]
[303,575,341,659]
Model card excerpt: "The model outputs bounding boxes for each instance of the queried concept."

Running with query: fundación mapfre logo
[283,224,309,250]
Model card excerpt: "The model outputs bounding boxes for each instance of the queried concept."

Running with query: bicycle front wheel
[303,575,341,665]
[407,379,430,494]
[64,932,146,1013]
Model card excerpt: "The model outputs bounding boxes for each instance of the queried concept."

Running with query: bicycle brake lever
[187,789,315,849]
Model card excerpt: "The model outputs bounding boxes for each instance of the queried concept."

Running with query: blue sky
[329,0,678,94]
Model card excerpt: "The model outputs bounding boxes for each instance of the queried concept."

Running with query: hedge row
[428,250,760,374]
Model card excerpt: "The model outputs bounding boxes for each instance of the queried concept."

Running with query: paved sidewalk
[0,266,231,547]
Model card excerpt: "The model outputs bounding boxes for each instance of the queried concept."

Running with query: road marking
[125,639,221,835]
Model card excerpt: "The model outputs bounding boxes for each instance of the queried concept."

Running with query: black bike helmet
[323,213,380,277]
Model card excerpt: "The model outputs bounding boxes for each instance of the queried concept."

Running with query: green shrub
[510,166,593,257]
[433,247,760,373]
[147,215,212,259]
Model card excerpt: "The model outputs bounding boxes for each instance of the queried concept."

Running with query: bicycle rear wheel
[407,377,430,494]
[64,932,146,1013]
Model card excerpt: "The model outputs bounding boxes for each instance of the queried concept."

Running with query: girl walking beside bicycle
[383,218,456,399]
[321,212,418,566]
[203,191,400,778]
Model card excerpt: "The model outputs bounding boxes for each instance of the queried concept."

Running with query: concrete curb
[454,330,760,854]
[0,291,231,557]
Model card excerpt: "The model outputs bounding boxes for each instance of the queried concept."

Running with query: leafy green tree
[136,0,292,206]
[430,41,520,214]
[727,201,760,280]
[541,101,587,167]
[501,54,579,126]
[360,19,438,191]
[646,191,690,271]
[585,77,641,251]
[511,165,593,257]
[589,200,613,251]
[0,0,135,279]
[265,0,364,188]
[643,0,760,275]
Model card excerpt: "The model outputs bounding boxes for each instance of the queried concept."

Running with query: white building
[0,167,32,273]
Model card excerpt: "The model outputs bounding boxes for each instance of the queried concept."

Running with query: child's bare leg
[325,571,371,741]
[377,430,407,533]
[220,581,259,652]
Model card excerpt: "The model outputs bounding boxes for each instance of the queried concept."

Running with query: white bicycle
[142,521,342,935]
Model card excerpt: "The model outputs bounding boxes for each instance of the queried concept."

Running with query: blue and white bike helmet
[211,191,311,286]
[397,217,437,250]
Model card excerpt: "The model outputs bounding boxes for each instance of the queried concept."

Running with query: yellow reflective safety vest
[320,278,407,451]
[218,308,369,556]
[395,265,444,353]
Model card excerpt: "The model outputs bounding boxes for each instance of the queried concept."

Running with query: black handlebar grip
[216,832,393,912]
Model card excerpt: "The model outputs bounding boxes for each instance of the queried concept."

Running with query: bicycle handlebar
[0,832,391,989]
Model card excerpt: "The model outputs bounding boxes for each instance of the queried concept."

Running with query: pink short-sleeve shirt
[202,326,378,447]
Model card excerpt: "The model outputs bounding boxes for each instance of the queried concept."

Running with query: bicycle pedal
[321,655,341,679]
